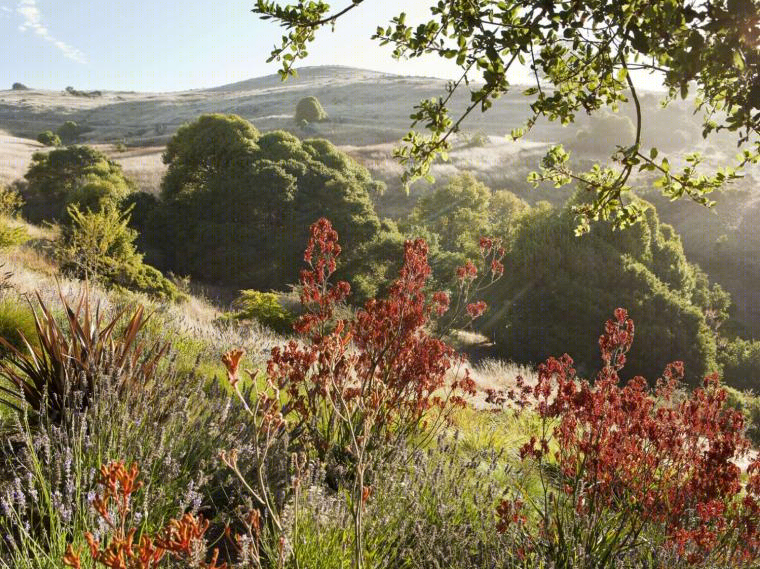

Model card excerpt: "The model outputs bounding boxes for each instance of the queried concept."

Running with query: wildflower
[221,348,245,387]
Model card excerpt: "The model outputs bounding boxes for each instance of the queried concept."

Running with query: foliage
[21,145,134,224]
[57,121,91,144]
[294,96,328,123]
[62,462,224,569]
[263,218,474,458]
[409,173,492,256]
[362,436,513,569]
[36,131,62,147]
[477,197,719,384]
[341,219,464,305]
[220,218,500,568]
[495,308,760,567]
[408,173,530,257]
[0,185,29,249]
[60,205,180,300]
[1,332,267,568]
[719,338,760,392]
[0,288,167,422]
[726,386,760,447]
[161,114,261,200]
[231,290,293,334]
[153,115,382,290]
[0,298,38,358]
[255,0,760,230]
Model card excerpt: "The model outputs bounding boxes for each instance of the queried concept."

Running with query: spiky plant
[0,287,167,423]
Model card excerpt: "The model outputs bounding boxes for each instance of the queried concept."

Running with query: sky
[0,0,664,93]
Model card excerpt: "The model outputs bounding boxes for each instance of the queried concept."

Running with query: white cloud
[17,0,86,63]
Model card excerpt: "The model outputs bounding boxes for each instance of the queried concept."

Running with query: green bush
[231,290,293,333]
[0,185,28,249]
[719,338,760,391]
[476,195,718,385]
[409,174,529,256]
[56,120,90,144]
[295,96,328,123]
[153,114,382,291]
[0,298,38,358]
[36,131,61,147]
[60,204,180,301]
[21,145,134,224]
[725,386,760,446]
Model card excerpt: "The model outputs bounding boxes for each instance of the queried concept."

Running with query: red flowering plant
[220,218,499,569]
[63,461,225,569]
[437,236,505,333]
[262,218,488,458]
[495,308,760,568]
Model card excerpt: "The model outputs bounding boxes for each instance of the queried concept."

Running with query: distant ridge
[204,66,399,93]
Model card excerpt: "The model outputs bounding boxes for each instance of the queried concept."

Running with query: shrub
[362,436,513,568]
[726,386,760,446]
[478,197,718,385]
[409,173,492,255]
[719,338,760,391]
[219,218,499,568]
[0,288,167,421]
[0,298,37,358]
[11,82,29,91]
[495,309,760,567]
[154,115,382,290]
[61,462,220,569]
[56,121,90,144]
[60,205,180,300]
[1,332,267,568]
[295,96,328,123]
[231,290,293,333]
[21,145,134,224]
[0,185,28,249]
[36,131,61,147]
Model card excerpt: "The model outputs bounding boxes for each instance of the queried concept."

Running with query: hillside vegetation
[2,53,760,568]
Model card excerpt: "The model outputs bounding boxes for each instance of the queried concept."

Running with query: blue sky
[1,1,664,92]
[0,1,471,91]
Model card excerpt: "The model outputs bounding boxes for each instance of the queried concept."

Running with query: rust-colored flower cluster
[264,218,478,455]
[497,308,760,564]
[64,461,225,569]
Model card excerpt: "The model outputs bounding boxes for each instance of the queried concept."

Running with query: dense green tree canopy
[21,146,134,224]
[295,96,328,123]
[255,0,760,231]
[408,173,529,256]
[153,114,383,289]
[409,173,492,256]
[475,195,723,385]
[36,131,61,147]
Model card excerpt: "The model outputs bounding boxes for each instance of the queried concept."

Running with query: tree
[409,173,492,256]
[36,131,62,147]
[56,121,89,144]
[60,204,180,300]
[21,146,134,224]
[295,95,328,123]
[476,195,720,385]
[154,114,382,290]
[254,0,759,231]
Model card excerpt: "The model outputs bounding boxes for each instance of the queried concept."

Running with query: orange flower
[221,349,246,387]
[63,545,82,569]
